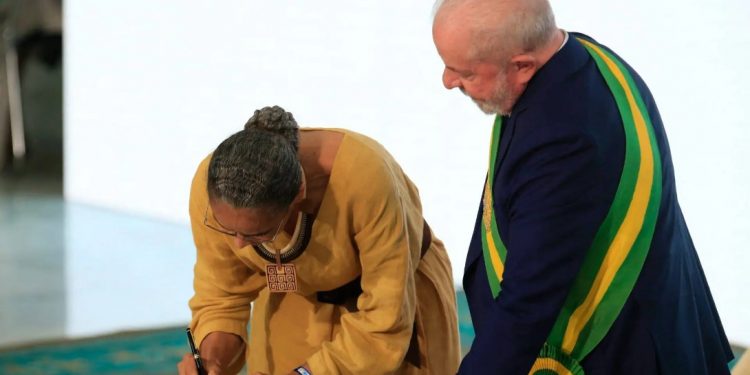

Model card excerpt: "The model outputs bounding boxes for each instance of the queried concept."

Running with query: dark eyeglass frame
[203,205,289,245]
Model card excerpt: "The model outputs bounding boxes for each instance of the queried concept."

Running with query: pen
[186,328,207,375]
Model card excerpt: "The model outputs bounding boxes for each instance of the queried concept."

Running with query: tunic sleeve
[306,158,424,374]
[187,156,266,347]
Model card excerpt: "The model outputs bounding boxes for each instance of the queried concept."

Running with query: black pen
[186,328,207,375]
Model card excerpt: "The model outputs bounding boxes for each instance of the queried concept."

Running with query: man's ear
[509,54,538,85]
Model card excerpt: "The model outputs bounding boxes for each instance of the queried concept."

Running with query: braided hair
[207,106,302,211]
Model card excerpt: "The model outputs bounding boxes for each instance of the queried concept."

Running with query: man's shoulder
[513,58,625,141]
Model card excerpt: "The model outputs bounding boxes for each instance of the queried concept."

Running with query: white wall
[65,1,750,346]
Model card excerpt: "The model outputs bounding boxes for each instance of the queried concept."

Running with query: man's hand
[176,331,245,375]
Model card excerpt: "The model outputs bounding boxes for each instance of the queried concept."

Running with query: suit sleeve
[187,156,266,348]
[306,161,423,374]
[459,117,615,374]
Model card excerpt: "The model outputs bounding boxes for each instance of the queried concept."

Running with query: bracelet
[294,366,311,375]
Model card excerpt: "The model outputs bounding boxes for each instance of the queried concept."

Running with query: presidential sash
[481,37,663,374]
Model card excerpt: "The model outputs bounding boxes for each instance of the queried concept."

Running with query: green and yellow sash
[481,38,663,374]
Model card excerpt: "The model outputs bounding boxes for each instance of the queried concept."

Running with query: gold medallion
[482,179,493,231]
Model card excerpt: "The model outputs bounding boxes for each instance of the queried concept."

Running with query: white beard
[472,97,508,115]
[462,73,513,116]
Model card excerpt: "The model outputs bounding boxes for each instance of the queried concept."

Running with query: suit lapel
[463,32,592,290]
[494,114,516,181]
[464,115,516,274]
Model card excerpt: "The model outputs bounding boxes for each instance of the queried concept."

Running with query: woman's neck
[295,130,343,215]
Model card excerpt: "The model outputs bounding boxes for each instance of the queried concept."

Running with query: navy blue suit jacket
[458,34,733,374]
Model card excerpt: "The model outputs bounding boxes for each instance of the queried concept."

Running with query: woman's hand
[248,361,311,375]
[176,331,246,375]
[176,352,222,375]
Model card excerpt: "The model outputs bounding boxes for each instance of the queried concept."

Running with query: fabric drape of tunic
[188,128,460,375]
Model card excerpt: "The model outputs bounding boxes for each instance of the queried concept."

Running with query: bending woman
[177,106,460,375]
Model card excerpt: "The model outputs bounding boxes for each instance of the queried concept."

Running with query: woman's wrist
[200,331,246,373]
[291,363,312,375]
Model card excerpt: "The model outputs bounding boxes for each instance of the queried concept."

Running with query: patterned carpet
[0,291,743,374]
[0,327,186,375]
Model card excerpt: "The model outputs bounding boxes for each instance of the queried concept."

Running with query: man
[432,0,734,373]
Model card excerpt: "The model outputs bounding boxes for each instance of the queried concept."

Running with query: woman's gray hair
[207,106,302,211]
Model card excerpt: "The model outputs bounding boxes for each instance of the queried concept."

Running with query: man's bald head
[434,0,557,62]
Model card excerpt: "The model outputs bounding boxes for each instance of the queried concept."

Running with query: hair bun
[244,105,299,150]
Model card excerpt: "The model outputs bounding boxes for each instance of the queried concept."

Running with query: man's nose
[442,68,461,90]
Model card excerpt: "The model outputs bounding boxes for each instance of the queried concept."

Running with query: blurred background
[0,1,748,374]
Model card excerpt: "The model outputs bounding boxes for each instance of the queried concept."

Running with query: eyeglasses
[203,205,289,245]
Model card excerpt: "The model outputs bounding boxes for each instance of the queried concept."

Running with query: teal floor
[0,328,185,375]
[0,173,195,349]
[0,291,745,374]
[0,291,472,375]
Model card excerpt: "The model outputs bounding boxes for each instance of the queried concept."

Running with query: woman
[177,106,460,375]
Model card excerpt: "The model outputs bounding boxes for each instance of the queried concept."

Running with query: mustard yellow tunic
[188,129,460,375]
